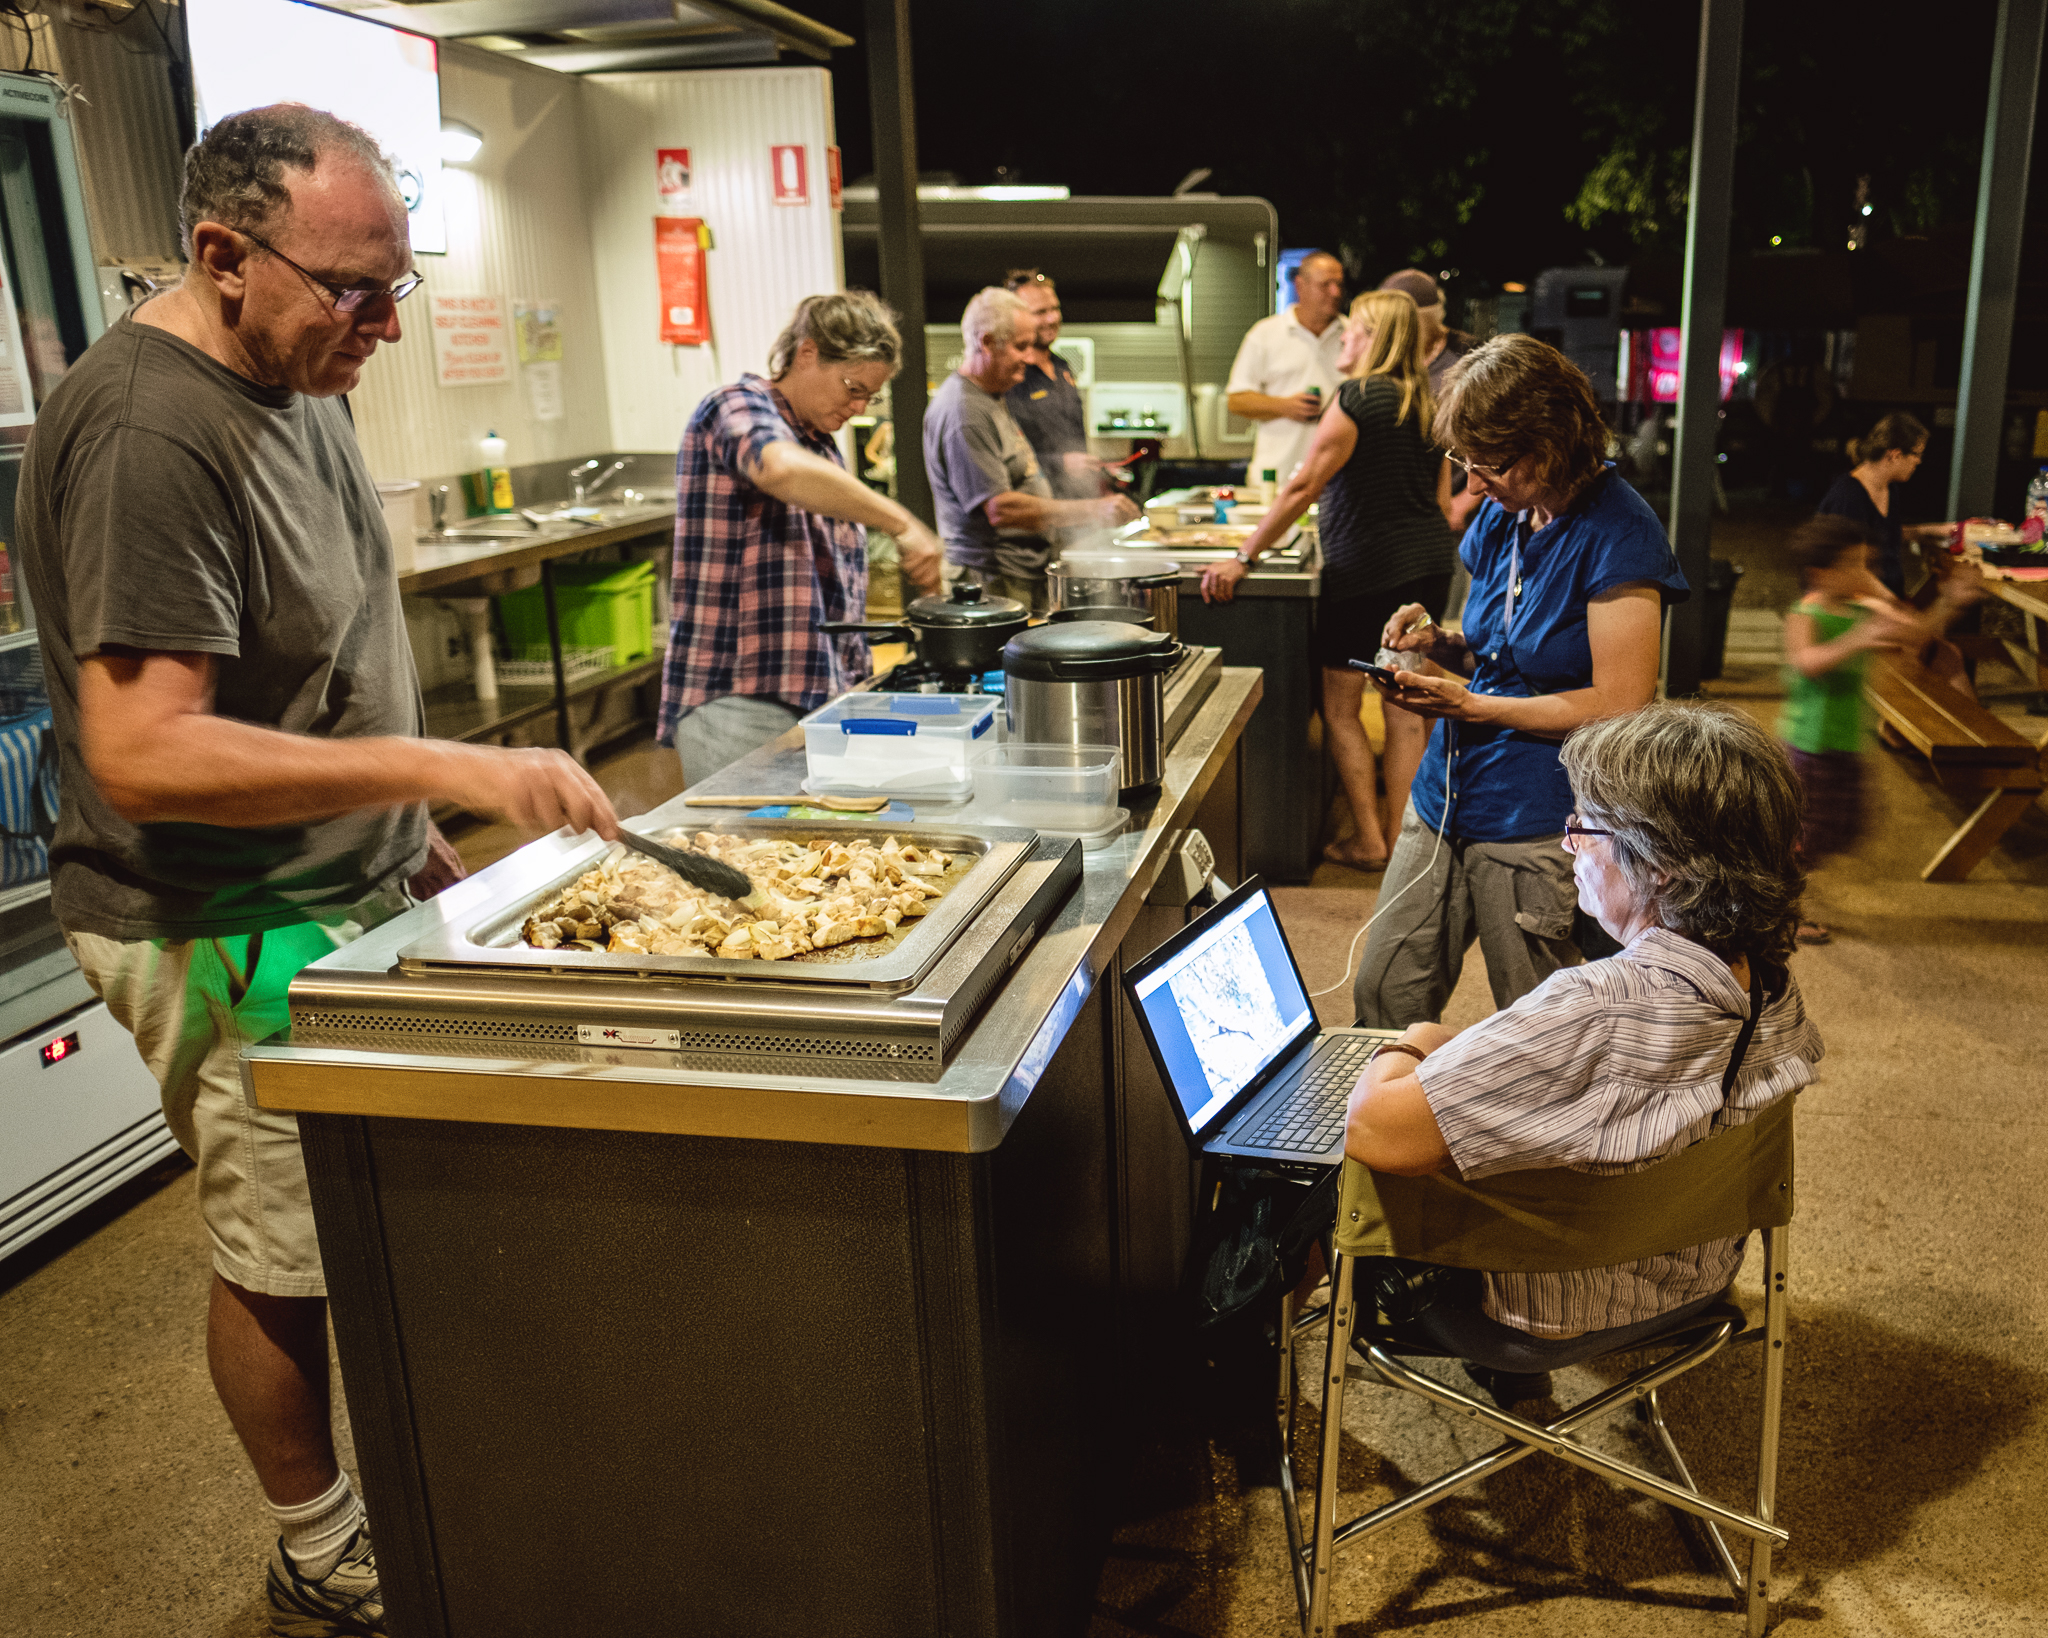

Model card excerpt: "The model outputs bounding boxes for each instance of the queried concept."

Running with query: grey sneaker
[266,1525,386,1637]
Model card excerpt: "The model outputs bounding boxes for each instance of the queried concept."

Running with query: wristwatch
[1233,547,1258,567]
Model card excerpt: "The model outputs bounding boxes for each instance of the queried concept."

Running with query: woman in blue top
[1352,334,1690,1029]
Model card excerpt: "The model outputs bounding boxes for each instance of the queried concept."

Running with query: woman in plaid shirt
[659,291,943,781]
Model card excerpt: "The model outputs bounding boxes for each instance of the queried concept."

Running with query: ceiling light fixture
[441,120,484,164]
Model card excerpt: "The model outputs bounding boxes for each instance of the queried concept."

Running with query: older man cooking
[924,286,1136,614]
[16,105,621,1637]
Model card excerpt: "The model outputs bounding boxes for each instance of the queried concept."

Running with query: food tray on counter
[396,818,1036,993]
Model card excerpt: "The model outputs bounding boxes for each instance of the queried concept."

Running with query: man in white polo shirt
[1226,251,1347,487]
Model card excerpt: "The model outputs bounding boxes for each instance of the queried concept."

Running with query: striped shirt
[1415,927,1823,1338]
[656,374,869,742]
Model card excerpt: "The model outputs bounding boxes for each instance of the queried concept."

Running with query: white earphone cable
[1306,725,1455,999]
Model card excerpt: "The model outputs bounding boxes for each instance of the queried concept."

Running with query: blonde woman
[1202,289,1459,869]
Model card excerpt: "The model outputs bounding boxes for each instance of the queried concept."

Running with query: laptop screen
[1128,883,1316,1136]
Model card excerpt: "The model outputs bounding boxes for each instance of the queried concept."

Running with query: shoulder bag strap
[1721,964,1765,1097]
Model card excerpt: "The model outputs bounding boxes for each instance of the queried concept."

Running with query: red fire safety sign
[656,217,711,345]
[770,144,808,205]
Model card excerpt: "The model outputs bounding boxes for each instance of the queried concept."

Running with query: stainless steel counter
[245,667,1263,1154]
[398,501,675,597]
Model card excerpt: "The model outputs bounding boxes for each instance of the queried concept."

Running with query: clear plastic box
[968,744,1121,833]
[800,691,1000,795]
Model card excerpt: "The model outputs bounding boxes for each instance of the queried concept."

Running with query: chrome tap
[568,456,634,507]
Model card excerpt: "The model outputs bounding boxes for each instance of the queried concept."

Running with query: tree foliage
[810,0,2022,284]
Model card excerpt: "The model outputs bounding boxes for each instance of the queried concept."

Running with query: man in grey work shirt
[16,106,618,1636]
[924,287,1135,614]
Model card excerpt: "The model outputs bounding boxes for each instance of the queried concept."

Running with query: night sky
[800,0,2042,296]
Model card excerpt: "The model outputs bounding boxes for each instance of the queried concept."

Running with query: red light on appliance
[40,1031,81,1066]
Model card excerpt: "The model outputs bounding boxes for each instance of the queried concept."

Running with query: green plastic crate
[497,560,656,668]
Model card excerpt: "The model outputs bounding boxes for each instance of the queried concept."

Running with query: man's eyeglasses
[243,231,423,313]
[1449,452,1521,482]
[1562,813,1613,851]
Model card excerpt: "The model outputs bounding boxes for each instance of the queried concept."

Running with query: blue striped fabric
[0,706,58,886]
[1415,927,1824,1337]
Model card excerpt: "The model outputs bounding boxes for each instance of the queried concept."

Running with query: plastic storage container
[497,560,657,669]
[969,744,1120,833]
[800,691,999,795]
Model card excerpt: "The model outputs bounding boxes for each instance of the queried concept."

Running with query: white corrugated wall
[348,43,614,483]
[579,66,842,454]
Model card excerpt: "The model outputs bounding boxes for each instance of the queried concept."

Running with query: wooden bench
[1865,653,2046,881]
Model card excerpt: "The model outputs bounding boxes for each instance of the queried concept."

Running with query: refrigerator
[0,70,177,1264]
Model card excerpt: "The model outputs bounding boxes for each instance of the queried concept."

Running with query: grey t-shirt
[922,371,1053,577]
[16,313,428,940]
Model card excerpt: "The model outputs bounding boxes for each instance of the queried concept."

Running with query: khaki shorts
[1352,802,1583,1028]
[66,888,409,1299]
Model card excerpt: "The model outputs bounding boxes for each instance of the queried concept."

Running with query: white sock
[269,1471,365,1582]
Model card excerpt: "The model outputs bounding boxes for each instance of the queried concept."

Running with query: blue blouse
[1409,468,1690,843]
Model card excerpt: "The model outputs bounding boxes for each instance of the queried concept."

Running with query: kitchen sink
[438,518,537,539]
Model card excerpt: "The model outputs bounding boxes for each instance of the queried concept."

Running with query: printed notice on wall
[524,360,565,421]
[0,258,33,425]
[433,293,510,387]
[657,147,692,211]
[655,217,711,346]
[513,299,563,364]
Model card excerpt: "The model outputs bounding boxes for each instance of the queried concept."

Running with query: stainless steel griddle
[288,817,1082,1083]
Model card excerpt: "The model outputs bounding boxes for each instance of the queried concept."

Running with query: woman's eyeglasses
[839,375,879,407]
[243,231,424,313]
[1449,452,1521,482]
[1561,813,1613,851]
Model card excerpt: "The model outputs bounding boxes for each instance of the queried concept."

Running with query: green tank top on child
[1778,598,1871,754]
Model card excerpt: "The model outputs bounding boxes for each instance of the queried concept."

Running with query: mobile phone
[1347,659,1401,686]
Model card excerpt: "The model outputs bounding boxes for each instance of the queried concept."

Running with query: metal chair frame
[1276,1225,1789,1636]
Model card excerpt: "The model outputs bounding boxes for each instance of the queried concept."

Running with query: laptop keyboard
[1237,1034,1383,1153]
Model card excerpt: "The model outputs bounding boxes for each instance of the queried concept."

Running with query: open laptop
[1123,876,1398,1176]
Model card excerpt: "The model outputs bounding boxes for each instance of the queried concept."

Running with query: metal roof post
[1949,0,2047,521]
[1665,0,1744,698]
[865,0,934,527]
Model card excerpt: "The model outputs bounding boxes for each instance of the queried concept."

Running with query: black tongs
[615,828,765,910]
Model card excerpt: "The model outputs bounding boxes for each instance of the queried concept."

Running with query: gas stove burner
[875,662,1001,695]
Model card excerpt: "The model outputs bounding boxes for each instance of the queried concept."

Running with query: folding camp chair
[1276,1097,1795,1636]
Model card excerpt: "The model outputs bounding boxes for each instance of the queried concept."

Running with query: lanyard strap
[1505,515,1531,631]
[1721,966,1765,1097]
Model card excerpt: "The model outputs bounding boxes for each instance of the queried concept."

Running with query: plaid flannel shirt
[657,374,869,743]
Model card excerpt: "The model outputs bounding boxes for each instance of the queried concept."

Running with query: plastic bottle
[2026,464,2048,529]
[0,540,18,635]
[1260,466,1279,505]
[472,431,513,514]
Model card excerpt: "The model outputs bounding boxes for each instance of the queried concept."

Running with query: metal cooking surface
[399,819,1032,993]
[291,820,1084,1084]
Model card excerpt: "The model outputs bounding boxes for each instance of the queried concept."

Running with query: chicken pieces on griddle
[521,833,953,961]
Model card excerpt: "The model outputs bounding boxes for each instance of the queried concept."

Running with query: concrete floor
[4,548,2047,1636]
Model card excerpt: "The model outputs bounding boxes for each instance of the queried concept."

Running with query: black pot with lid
[1000,619,1180,680]
[820,579,1031,676]
[1002,621,1183,790]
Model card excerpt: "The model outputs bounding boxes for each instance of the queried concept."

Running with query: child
[1779,514,1981,943]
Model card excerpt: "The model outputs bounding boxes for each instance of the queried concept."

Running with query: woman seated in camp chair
[1344,699,1824,1404]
